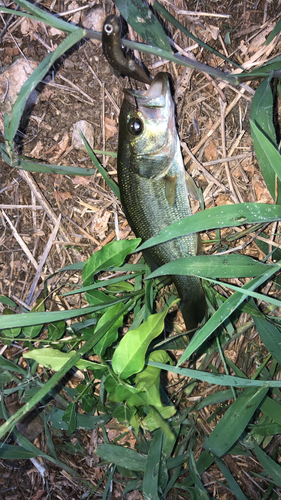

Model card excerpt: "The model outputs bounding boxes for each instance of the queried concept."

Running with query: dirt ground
[1,0,281,498]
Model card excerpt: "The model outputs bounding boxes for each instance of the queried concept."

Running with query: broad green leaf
[94,302,125,357]
[49,407,110,430]
[254,316,281,365]
[112,309,167,379]
[143,429,162,500]
[1,309,21,339]
[205,386,269,457]
[85,289,113,307]
[134,351,176,417]
[82,239,141,286]
[115,0,172,53]
[254,442,281,487]
[107,281,134,292]
[48,320,66,341]
[142,407,176,455]
[250,76,280,202]
[137,203,281,252]
[23,347,106,372]
[22,299,45,338]
[250,121,281,203]
[96,444,147,471]
[113,405,135,423]
[147,254,275,280]
[62,402,77,434]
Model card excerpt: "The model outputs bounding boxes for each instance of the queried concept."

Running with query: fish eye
[104,23,113,34]
[127,117,143,136]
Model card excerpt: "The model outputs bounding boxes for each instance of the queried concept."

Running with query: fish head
[118,72,177,178]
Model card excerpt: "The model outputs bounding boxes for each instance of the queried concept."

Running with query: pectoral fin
[185,172,200,201]
[165,175,177,205]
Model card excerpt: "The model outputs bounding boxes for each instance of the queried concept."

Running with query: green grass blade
[147,254,276,280]
[6,29,85,144]
[115,0,172,53]
[122,38,237,84]
[0,292,140,329]
[250,121,281,201]
[153,0,240,68]
[148,361,281,388]
[194,389,236,410]
[205,386,269,457]
[0,300,134,439]
[250,76,281,202]
[254,442,281,487]
[254,315,281,365]
[260,397,281,425]
[0,444,41,459]
[177,264,280,364]
[237,56,281,80]
[12,0,78,32]
[143,429,162,500]
[266,19,281,45]
[200,274,281,307]
[137,203,281,252]
[96,444,146,471]
[79,131,120,200]
[10,158,96,176]
[216,459,248,500]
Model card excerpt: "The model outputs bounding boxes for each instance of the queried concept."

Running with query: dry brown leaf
[48,26,63,36]
[105,116,118,140]
[21,18,38,35]
[215,195,233,206]
[248,23,275,53]
[30,140,44,159]
[50,131,69,161]
[53,191,73,204]
[72,176,92,186]
[91,210,111,239]
[206,24,220,40]
[204,141,218,161]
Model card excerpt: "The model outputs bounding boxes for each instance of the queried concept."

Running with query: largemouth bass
[102,14,151,85]
[117,72,206,330]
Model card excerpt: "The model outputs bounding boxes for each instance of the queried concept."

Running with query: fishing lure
[102,14,151,85]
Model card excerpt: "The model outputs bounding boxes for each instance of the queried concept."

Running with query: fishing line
[129,77,139,110]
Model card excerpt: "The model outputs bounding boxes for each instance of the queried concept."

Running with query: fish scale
[117,72,206,330]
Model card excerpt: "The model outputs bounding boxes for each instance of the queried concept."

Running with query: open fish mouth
[124,72,169,108]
